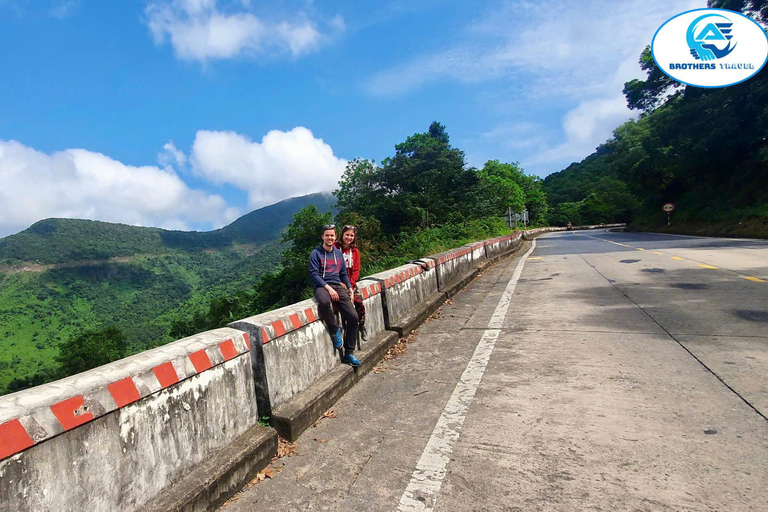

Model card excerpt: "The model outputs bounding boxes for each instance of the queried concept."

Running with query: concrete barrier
[229,280,398,441]
[367,262,444,337]
[0,225,627,508]
[464,241,488,270]
[0,329,276,512]
[428,245,477,298]
[484,233,523,262]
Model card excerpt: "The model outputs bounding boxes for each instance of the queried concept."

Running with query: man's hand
[326,285,339,302]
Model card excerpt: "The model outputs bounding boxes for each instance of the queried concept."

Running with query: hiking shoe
[343,354,361,367]
[360,324,369,341]
[331,327,343,349]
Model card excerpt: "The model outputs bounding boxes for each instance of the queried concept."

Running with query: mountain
[0,192,335,394]
[0,192,337,265]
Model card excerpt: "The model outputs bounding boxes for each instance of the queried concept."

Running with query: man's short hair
[321,223,336,235]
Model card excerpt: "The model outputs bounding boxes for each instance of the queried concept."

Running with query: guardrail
[0,224,622,511]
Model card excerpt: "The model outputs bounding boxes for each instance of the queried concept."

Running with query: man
[309,224,361,367]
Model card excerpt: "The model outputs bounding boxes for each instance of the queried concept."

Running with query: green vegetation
[543,1,768,238]
[57,326,127,376]
[0,194,334,395]
[171,122,544,338]
[0,122,545,395]
[0,193,335,265]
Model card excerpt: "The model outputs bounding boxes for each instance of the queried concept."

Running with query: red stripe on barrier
[261,328,270,344]
[51,396,93,430]
[361,287,369,299]
[0,419,34,459]
[189,349,213,373]
[243,332,251,349]
[271,320,287,337]
[107,377,141,408]
[153,362,179,388]
[289,313,302,329]
[305,308,316,323]
[219,339,238,360]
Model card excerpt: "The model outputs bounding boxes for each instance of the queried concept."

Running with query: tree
[478,160,548,224]
[475,160,526,216]
[336,122,480,233]
[56,326,127,375]
[623,46,682,113]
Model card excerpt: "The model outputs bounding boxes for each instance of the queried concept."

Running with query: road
[221,229,768,511]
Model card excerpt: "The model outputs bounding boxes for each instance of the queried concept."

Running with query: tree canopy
[544,0,768,233]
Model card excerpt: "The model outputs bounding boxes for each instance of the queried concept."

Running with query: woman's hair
[339,225,357,249]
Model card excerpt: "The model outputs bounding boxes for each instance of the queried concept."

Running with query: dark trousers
[315,284,359,354]
[353,289,366,326]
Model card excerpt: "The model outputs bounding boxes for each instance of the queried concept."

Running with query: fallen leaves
[274,437,298,460]
[383,332,416,362]
[312,409,339,428]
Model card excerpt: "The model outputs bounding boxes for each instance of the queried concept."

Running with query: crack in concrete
[579,254,768,423]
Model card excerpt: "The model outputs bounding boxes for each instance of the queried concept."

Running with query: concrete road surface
[221,229,768,511]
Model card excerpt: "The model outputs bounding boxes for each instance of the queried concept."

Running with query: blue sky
[0,0,703,238]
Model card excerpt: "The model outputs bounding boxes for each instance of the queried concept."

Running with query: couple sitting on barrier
[309,224,368,367]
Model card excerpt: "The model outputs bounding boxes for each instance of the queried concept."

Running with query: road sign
[662,203,675,213]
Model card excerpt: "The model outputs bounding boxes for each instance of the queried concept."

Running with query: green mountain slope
[0,192,335,394]
[0,192,336,265]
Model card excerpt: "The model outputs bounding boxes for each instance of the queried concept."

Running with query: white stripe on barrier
[397,239,537,512]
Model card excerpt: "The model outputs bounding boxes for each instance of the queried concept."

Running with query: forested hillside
[543,0,768,237]
[169,122,546,342]
[0,193,334,394]
[0,193,335,265]
[1,121,546,396]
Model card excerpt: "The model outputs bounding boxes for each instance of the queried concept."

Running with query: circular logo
[652,8,768,88]
[662,203,676,213]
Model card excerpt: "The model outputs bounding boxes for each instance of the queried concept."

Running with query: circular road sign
[662,203,676,213]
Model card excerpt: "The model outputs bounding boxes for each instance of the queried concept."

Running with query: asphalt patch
[734,310,768,323]
[669,283,708,290]
[620,259,640,264]
[642,268,665,273]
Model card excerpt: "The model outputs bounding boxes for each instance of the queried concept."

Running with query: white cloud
[190,127,347,209]
[375,0,704,175]
[0,140,240,238]
[527,93,633,167]
[159,141,187,168]
[145,0,341,62]
[50,0,80,18]
[367,0,703,98]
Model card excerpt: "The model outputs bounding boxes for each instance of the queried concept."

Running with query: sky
[0,0,705,238]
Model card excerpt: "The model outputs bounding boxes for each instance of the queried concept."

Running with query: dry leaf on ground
[313,438,328,443]
[323,410,338,419]
[271,437,298,462]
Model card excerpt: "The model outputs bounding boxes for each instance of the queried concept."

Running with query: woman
[336,225,367,341]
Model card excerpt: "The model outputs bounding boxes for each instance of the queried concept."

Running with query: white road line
[397,240,537,512]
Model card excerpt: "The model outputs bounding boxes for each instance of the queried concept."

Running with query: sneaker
[343,354,361,367]
[331,327,343,349]
[360,324,369,341]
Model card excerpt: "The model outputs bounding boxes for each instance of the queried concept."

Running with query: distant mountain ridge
[0,192,336,265]
[0,192,336,394]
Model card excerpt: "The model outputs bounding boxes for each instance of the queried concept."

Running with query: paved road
[221,229,768,511]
